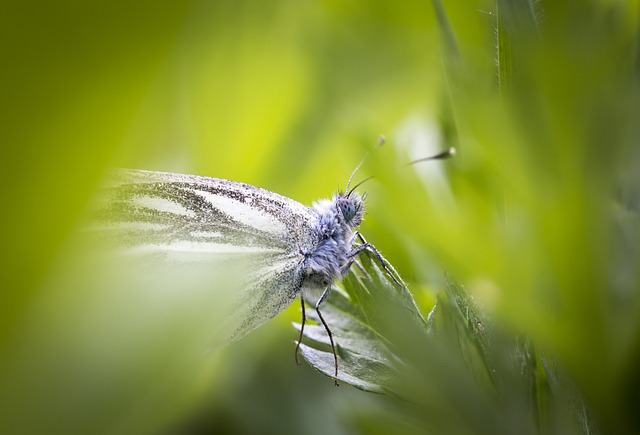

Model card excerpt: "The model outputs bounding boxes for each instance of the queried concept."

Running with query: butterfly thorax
[302,192,365,288]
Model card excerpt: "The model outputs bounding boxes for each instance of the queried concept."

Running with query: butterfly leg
[350,233,403,287]
[294,291,306,366]
[316,285,339,386]
[341,256,371,280]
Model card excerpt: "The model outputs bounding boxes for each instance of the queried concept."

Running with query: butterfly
[91,146,454,384]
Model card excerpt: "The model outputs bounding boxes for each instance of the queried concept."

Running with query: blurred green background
[1,0,639,434]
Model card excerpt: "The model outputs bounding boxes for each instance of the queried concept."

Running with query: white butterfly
[90,147,453,383]
[91,164,399,383]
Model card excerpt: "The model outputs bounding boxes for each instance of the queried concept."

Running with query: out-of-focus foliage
[301,253,597,434]
[1,0,639,434]
[366,1,640,433]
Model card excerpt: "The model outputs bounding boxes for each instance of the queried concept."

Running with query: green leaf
[296,251,427,393]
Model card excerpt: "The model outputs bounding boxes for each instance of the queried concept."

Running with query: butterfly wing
[88,169,318,345]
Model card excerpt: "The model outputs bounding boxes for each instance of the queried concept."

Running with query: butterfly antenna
[404,147,456,166]
[347,175,375,197]
[345,135,386,192]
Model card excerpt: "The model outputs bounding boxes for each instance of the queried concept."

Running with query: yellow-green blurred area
[1,0,640,434]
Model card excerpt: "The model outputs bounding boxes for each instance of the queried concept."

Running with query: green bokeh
[1,0,639,434]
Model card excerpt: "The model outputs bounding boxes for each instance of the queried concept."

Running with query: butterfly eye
[339,200,357,223]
